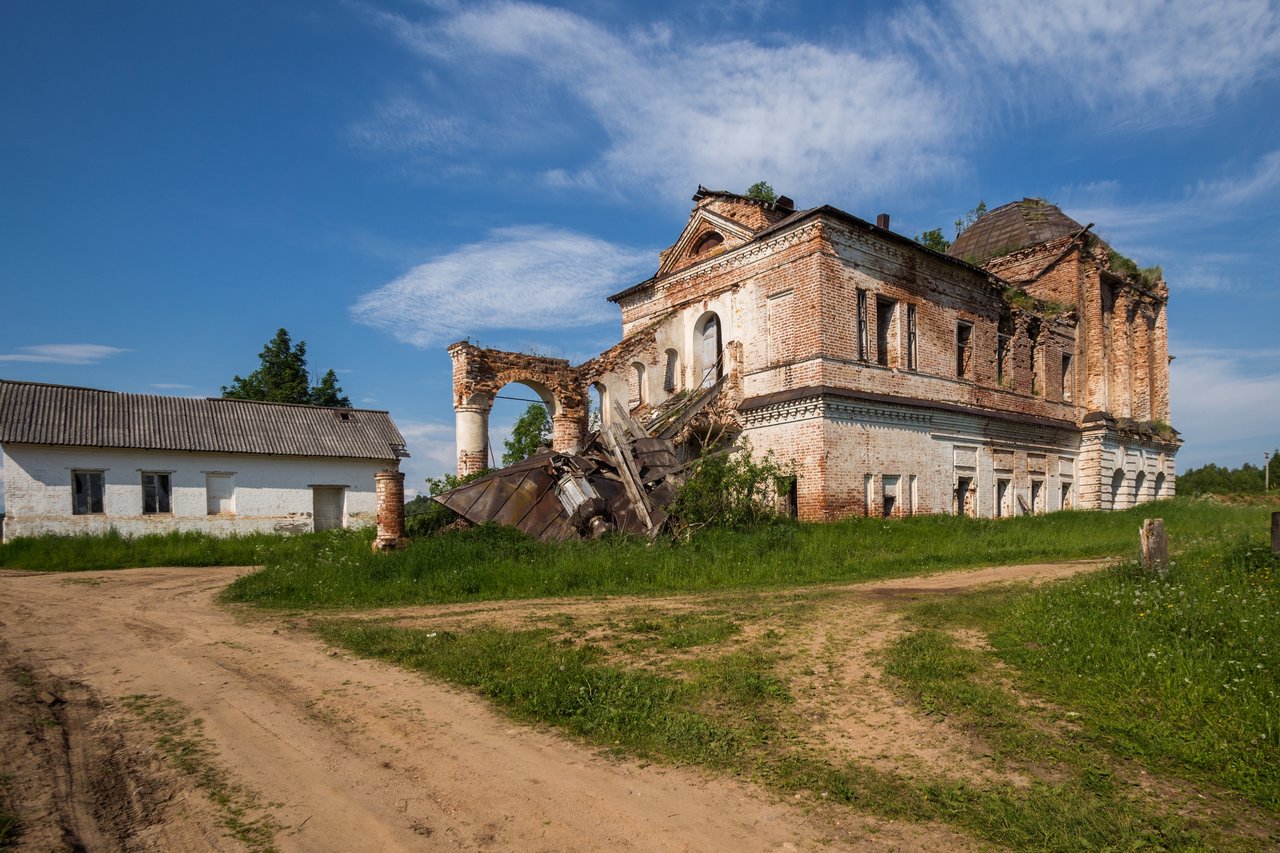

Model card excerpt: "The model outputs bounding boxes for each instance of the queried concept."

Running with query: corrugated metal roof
[947,199,1085,263]
[0,380,409,460]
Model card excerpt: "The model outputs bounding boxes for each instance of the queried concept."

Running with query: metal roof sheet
[0,380,409,460]
[947,199,1085,264]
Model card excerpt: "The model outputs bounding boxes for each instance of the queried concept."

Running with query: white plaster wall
[1,443,387,540]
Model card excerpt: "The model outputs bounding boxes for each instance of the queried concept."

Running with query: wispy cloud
[0,344,128,364]
[351,225,653,348]
[349,95,467,153]
[362,2,960,204]
[1170,345,1280,468]
[899,0,1280,129]
[150,383,193,390]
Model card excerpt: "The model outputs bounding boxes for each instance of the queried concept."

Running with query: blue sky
[3,0,1279,502]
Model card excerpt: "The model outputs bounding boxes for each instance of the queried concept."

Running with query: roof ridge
[0,378,390,414]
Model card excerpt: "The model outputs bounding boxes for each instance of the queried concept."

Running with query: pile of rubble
[432,379,727,541]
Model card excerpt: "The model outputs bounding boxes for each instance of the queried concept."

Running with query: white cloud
[350,225,653,348]
[349,95,466,153]
[0,344,128,364]
[1170,347,1280,468]
[150,383,193,390]
[367,2,960,203]
[900,0,1280,129]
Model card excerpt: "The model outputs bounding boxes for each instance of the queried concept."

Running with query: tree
[745,181,777,202]
[502,403,551,465]
[222,328,351,407]
[954,200,988,237]
[915,228,951,253]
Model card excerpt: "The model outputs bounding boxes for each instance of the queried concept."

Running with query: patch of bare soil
[4,565,1078,852]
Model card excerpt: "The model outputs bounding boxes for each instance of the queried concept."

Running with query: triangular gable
[656,208,758,277]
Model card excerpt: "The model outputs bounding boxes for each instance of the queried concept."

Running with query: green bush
[667,449,793,532]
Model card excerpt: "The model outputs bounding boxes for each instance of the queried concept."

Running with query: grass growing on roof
[222,498,1269,609]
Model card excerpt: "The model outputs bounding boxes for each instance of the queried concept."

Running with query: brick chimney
[372,469,407,551]
[876,213,891,230]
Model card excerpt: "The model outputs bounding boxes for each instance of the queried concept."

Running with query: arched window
[664,349,681,393]
[696,313,722,387]
[630,362,647,406]
[1154,471,1166,500]
[691,231,724,256]
[1134,470,1147,504]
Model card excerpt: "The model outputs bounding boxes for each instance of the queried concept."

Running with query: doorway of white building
[312,486,346,531]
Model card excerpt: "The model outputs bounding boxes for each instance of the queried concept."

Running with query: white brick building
[0,380,408,541]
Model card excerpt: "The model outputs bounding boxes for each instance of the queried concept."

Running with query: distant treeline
[1179,452,1280,495]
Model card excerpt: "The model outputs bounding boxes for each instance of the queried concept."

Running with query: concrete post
[455,403,490,476]
[1140,518,1168,576]
[373,469,406,551]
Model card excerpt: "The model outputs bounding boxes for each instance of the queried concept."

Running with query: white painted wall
[1,443,388,540]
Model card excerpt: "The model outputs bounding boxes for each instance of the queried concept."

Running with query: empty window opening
[876,297,897,367]
[663,349,681,393]
[1061,481,1073,510]
[1134,470,1147,503]
[1062,353,1074,401]
[954,477,973,517]
[882,475,899,518]
[956,322,974,378]
[206,473,235,516]
[630,362,647,406]
[697,313,723,387]
[864,474,874,517]
[995,478,1011,518]
[1027,318,1042,395]
[997,315,1013,385]
[72,471,104,515]
[1030,479,1043,514]
[906,305,918,371]
[767,291,794,365]
[856,290,869,361]
[142,472,171,514]
[777,476,798,519]
[908,474,918,515]
[1154,471,1166,500]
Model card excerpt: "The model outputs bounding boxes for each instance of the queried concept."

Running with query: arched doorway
[1154,471,1166,500]
[1110,468,1126,509]
[1134,470,1147,505]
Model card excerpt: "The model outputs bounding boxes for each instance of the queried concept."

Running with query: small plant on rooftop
[744,181,777,202]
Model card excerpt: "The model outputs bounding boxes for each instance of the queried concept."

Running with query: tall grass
[0,528,325,572]
[224,499,1269,609]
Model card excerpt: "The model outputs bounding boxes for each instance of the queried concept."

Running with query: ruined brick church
[449,187,1178,520]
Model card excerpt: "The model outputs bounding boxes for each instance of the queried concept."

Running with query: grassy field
[222,498,1270,609]
[0,529,305,572]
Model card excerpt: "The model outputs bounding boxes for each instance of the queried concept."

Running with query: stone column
[456,402,490,476]
[1152,294,1171,424]
[373,469,406,551]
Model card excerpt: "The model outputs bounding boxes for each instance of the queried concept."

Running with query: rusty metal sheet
[443,478,512,522]
[492,472,550,527]
[514,490,570,539]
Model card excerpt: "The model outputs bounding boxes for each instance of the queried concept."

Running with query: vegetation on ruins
[1107,249,1164,287]
[744,180,777,202]
[914,227,951,253]
[222,327,350,407]
[502,402,551,465]
[954,199,988,236]
[666,450,793,534]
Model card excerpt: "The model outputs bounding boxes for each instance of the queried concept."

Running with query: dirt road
[0,560,1103,852]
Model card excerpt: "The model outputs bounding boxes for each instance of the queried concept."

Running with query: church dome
[947,198,1085,263]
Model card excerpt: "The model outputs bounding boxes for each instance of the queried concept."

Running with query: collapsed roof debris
[433,377,727,541]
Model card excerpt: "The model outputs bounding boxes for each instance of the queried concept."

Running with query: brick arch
[448,341,589,475]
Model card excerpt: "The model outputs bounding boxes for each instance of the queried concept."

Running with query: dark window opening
[664,349,680,392]
[73,471,104,515]
[954,477,972,516]
[142,472,171,514]
[906,304,918,371]
[995,478,1011,518]
[856,290,868,361]
[778,476,798,519]
[1061,353,1074,401]
[956,322,973,378]
[876,297,896,367]
[692,231,724,256]
[882,475,899,518]
[996,315,1013,385]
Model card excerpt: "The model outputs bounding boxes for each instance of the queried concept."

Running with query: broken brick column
[551,412,587,455]
[455,402,490,476]
[373,469,406,551]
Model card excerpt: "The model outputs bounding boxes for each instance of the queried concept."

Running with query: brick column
[455,402,490,476]
[1152,295,1171,423]
[373,469,406,551]
[551,412,587,456]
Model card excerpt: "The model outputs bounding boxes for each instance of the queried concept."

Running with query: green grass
[317,618,1213,851]
[0,528,324,572]
[224,498,1269,609]
[886,534,1280,814]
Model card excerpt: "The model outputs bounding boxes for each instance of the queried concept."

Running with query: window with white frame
[142,472,172,514]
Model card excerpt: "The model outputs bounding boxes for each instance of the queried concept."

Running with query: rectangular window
[1030,338,1039,394]
[72,471,104,515]
[1060,482,1073,510]
[856,289,868,361]
[864,473,873,517]
[995,478,1011,518]
[909,474,918,516]
[956,322,973,378]
[875,297,896,367]
[766,291,794,366]
[955,476,973,517]
[206,473,235,515]
[1061,353,1074,401]
[906,305,918,371]
[142,472,171,514]
[996,334,1009,384]
[1030,480,1043,514]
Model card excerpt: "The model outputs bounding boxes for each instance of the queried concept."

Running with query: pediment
[657,209,757,277]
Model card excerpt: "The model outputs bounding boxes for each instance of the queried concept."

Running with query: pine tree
[222,328,351,407]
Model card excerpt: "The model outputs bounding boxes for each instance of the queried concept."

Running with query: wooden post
[1272,512,1280,555]
[1140,518,1168,576]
